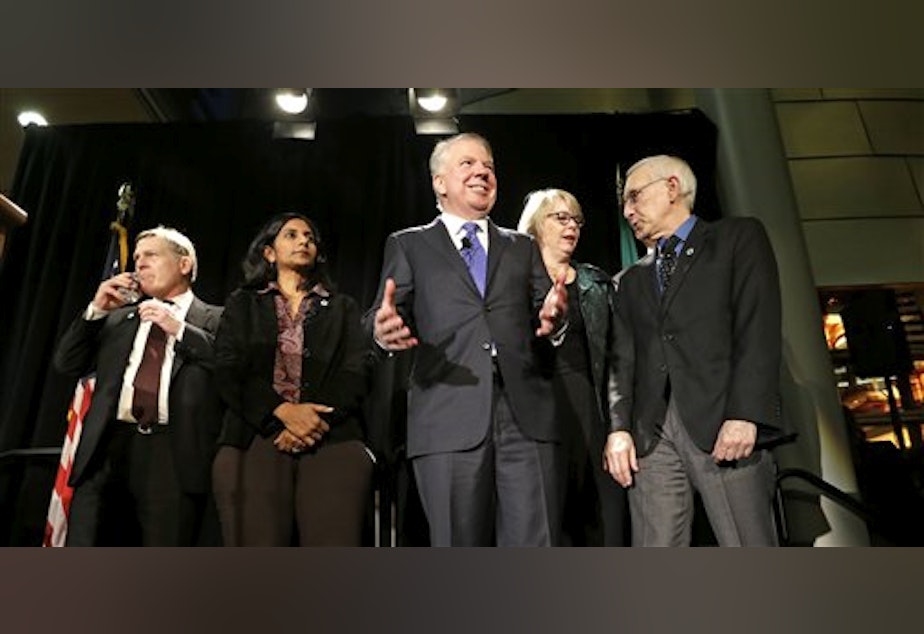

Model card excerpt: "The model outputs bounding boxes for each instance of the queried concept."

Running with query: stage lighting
[274,89,311,115]
[17,111,48,127]
[272,89,315,140]
[408,89,459,135]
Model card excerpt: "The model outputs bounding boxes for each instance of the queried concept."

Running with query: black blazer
[573,261,619,455]
[367,218,557,458]
[609,216,785,456]
[213,287,371,449]
[53,297,223,493]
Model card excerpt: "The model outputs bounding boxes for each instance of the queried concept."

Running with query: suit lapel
[115,306,142,364]
[661,219,710,311]
[633,251,659,311]
[421,218,483,298]
[171,296,207,380]
[484,219,507,295]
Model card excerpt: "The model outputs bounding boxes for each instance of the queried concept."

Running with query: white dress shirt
[440,211,489,253]
[84,289,194,425]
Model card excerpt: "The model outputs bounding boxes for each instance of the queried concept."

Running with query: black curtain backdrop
[0,112,717,544]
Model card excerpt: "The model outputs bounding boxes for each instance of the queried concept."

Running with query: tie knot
[658,235,681,258]
[462,222,480,239]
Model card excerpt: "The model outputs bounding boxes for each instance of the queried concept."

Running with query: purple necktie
[461,222,487,297]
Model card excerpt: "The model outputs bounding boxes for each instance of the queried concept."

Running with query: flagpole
[43,183,135,547]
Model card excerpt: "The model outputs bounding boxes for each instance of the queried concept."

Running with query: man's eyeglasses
[546,211,585,228]
[622,176,669,207]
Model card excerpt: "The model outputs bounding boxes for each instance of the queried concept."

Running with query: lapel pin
[685,247,694,256]
[320,298,329,307]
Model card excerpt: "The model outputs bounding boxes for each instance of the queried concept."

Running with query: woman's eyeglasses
[545,211,585,228]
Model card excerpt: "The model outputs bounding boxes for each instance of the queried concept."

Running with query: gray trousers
[413,376,562,547]
[629,398,778,547]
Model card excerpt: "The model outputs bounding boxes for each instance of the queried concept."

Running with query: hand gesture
[274,429,306,454]
[137,298,182,337]
[373,278,418,351]
[603,430,639,487]
[274,402,332,446]
[91,272,139,312]
[536,270,568,337]
[711,419,757,463]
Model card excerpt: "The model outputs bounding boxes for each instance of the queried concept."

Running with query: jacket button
[663,333,674,342]
[659,364,668,373]
[481,342,491,351]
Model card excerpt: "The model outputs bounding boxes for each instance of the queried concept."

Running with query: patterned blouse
[259,281,330,403]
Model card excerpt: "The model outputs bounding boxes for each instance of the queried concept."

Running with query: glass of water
[118,272,142,304]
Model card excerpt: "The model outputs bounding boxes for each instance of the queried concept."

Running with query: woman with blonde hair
[518,189,628,546]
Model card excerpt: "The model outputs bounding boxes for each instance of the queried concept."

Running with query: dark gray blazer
[367,218,558,459]
[609,216,785,456]
[53,297,223,493]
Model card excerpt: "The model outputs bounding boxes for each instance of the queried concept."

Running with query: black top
[556,279,591,377]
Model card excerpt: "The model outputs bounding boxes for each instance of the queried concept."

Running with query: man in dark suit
[369,132,568,546]
[54,226,223,546]
[603,155,784,546]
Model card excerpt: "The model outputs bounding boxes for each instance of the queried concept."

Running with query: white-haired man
[54,226,223,545]
[604,155,785,546]
[369,133,568,546]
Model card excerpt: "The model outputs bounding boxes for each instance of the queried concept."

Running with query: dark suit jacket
[53,296,223,493]
[213,287,370,449]
[368,218,557,459]
[609,216,785,456]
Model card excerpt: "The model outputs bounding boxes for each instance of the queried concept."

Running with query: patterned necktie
[657,235,682,294]
[461,222,487,297]
[132,323,167,425]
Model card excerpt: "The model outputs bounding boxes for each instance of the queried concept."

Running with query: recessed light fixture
[417,93,448,113]
[408,89,459,135]
[274,89,309,115]
[17,111,48,127]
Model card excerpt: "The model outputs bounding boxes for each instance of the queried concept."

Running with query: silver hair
[625,154,697,210]
[135,225,198,282]
[428,132,493,210]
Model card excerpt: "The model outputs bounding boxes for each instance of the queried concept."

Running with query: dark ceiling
[137,89,515,122]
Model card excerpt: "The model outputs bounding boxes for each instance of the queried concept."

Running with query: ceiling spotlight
[417,92,448,113]
[275,89,310,115]
[17,111,48,127]
[411,89,456,114]
[408,89,460,135]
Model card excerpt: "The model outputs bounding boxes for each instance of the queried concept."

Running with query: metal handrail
[0,447,62,464]
[774,467,880,545]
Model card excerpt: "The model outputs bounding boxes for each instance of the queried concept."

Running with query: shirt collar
[658,214,698,250]
[440,211,488,237]
[258,280,330,298]
[163,288,194,319]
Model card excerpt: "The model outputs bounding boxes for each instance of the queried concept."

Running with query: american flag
[43,376,95,546]
[42,183,134,547]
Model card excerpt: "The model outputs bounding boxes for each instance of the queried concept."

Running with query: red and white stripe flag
[43,375,95,547]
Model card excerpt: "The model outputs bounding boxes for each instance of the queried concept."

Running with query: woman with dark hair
[518,190,629,546]
[212,212,374,546]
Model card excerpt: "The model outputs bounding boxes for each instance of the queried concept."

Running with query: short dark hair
[240,212,334,290]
